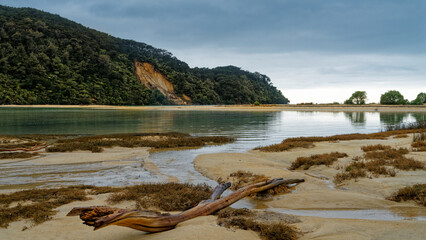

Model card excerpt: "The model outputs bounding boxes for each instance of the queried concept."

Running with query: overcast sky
[2,0,425,103]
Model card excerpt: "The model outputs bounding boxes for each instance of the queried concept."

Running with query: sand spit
[2,104,426,112]
[194,135,426,239]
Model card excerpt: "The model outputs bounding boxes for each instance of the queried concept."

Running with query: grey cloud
[3,0,425,54]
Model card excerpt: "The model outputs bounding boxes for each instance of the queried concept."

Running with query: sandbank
[2,104,426,112]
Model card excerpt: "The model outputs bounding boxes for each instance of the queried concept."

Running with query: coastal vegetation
[255,120,426,152]
[289,152,348,170]
[0,183,212,228]
[217,208,299,240]
[45,133,234,153]
[334,146,424,183]
[0,5,288,105]
[387,184,425,206]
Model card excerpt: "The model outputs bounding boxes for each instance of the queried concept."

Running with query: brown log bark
[67,178,304,232]
[0,143,48,152]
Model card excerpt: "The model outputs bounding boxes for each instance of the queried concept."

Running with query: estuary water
[1,107,425,221]
[0,107,423,187]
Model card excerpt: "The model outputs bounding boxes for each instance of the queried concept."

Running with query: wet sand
[2,104,426,112]
[194,135,426,239]
[1,135,425,239]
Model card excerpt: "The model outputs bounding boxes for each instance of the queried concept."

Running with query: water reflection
[380,112,409,126]
[345,112,366,127]
[411,112,426,122]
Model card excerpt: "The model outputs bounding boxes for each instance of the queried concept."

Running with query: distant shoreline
[1,104,426,112]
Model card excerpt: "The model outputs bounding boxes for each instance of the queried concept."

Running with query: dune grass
[289,152,348,170]
[217,208,299,240]
[387,184,425,206]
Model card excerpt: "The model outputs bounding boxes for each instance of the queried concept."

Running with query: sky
[2,0,425,103]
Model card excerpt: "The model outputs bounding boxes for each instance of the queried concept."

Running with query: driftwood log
[0,142,48,152]
[67,178,304,233]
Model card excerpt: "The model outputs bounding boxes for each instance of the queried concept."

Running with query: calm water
[1,108,425,220]
[0,107,423,186]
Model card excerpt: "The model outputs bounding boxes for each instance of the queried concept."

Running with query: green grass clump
[387,184,425,206]
[289,152,348,170]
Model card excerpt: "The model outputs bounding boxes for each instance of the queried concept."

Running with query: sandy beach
[194,135,426,239]
[2,104,426,112]
[1,130,425,239]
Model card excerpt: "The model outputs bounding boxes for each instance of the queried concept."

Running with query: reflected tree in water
[411,113,425,122]
[345,112,366,126]
[380,112,408,126]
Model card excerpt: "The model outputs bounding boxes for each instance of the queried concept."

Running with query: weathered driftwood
[67,178,304,232]
[0,143,48,152]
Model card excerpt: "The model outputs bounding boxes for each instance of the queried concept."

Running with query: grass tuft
[217,208,299,240]
[387,184,425,206]
[361,144,391,152]
[334,147,424,183]
[289,152,348,170]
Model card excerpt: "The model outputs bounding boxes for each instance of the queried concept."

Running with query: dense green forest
[0,5,289,105]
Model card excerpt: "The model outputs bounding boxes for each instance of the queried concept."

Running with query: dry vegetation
[0,183,213,228]
[334,147,424,183]
[255,120,426,152]
[46,133,234,153]
[289,152,348,170]
[387,184,425,206]
[361,144,391,152]
[0,152,39,159]
[411,133,426,152]
[217,208,299,240]
[218,171,294,199]
[107,182,212,211]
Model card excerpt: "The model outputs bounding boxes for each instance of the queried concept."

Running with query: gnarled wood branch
[67,178,304,233]
[0,142,48,152]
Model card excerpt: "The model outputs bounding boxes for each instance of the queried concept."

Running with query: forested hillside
[0,5,289,105]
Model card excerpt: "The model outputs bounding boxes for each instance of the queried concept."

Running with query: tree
[345,91,367,105]
[411,92,426,105]
[380,90,408,105]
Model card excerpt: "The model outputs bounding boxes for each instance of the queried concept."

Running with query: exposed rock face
[134,62,190,105]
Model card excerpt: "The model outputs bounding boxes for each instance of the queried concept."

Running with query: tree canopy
[380,90,408,105]
[344,91,367,105]
[410,92,426,105]
[0,5,289,105]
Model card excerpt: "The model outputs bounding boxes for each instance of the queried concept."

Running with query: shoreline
[1,131,425,239]
[1,104,426,112]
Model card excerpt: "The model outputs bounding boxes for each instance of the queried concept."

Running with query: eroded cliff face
[134,62,190,105]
